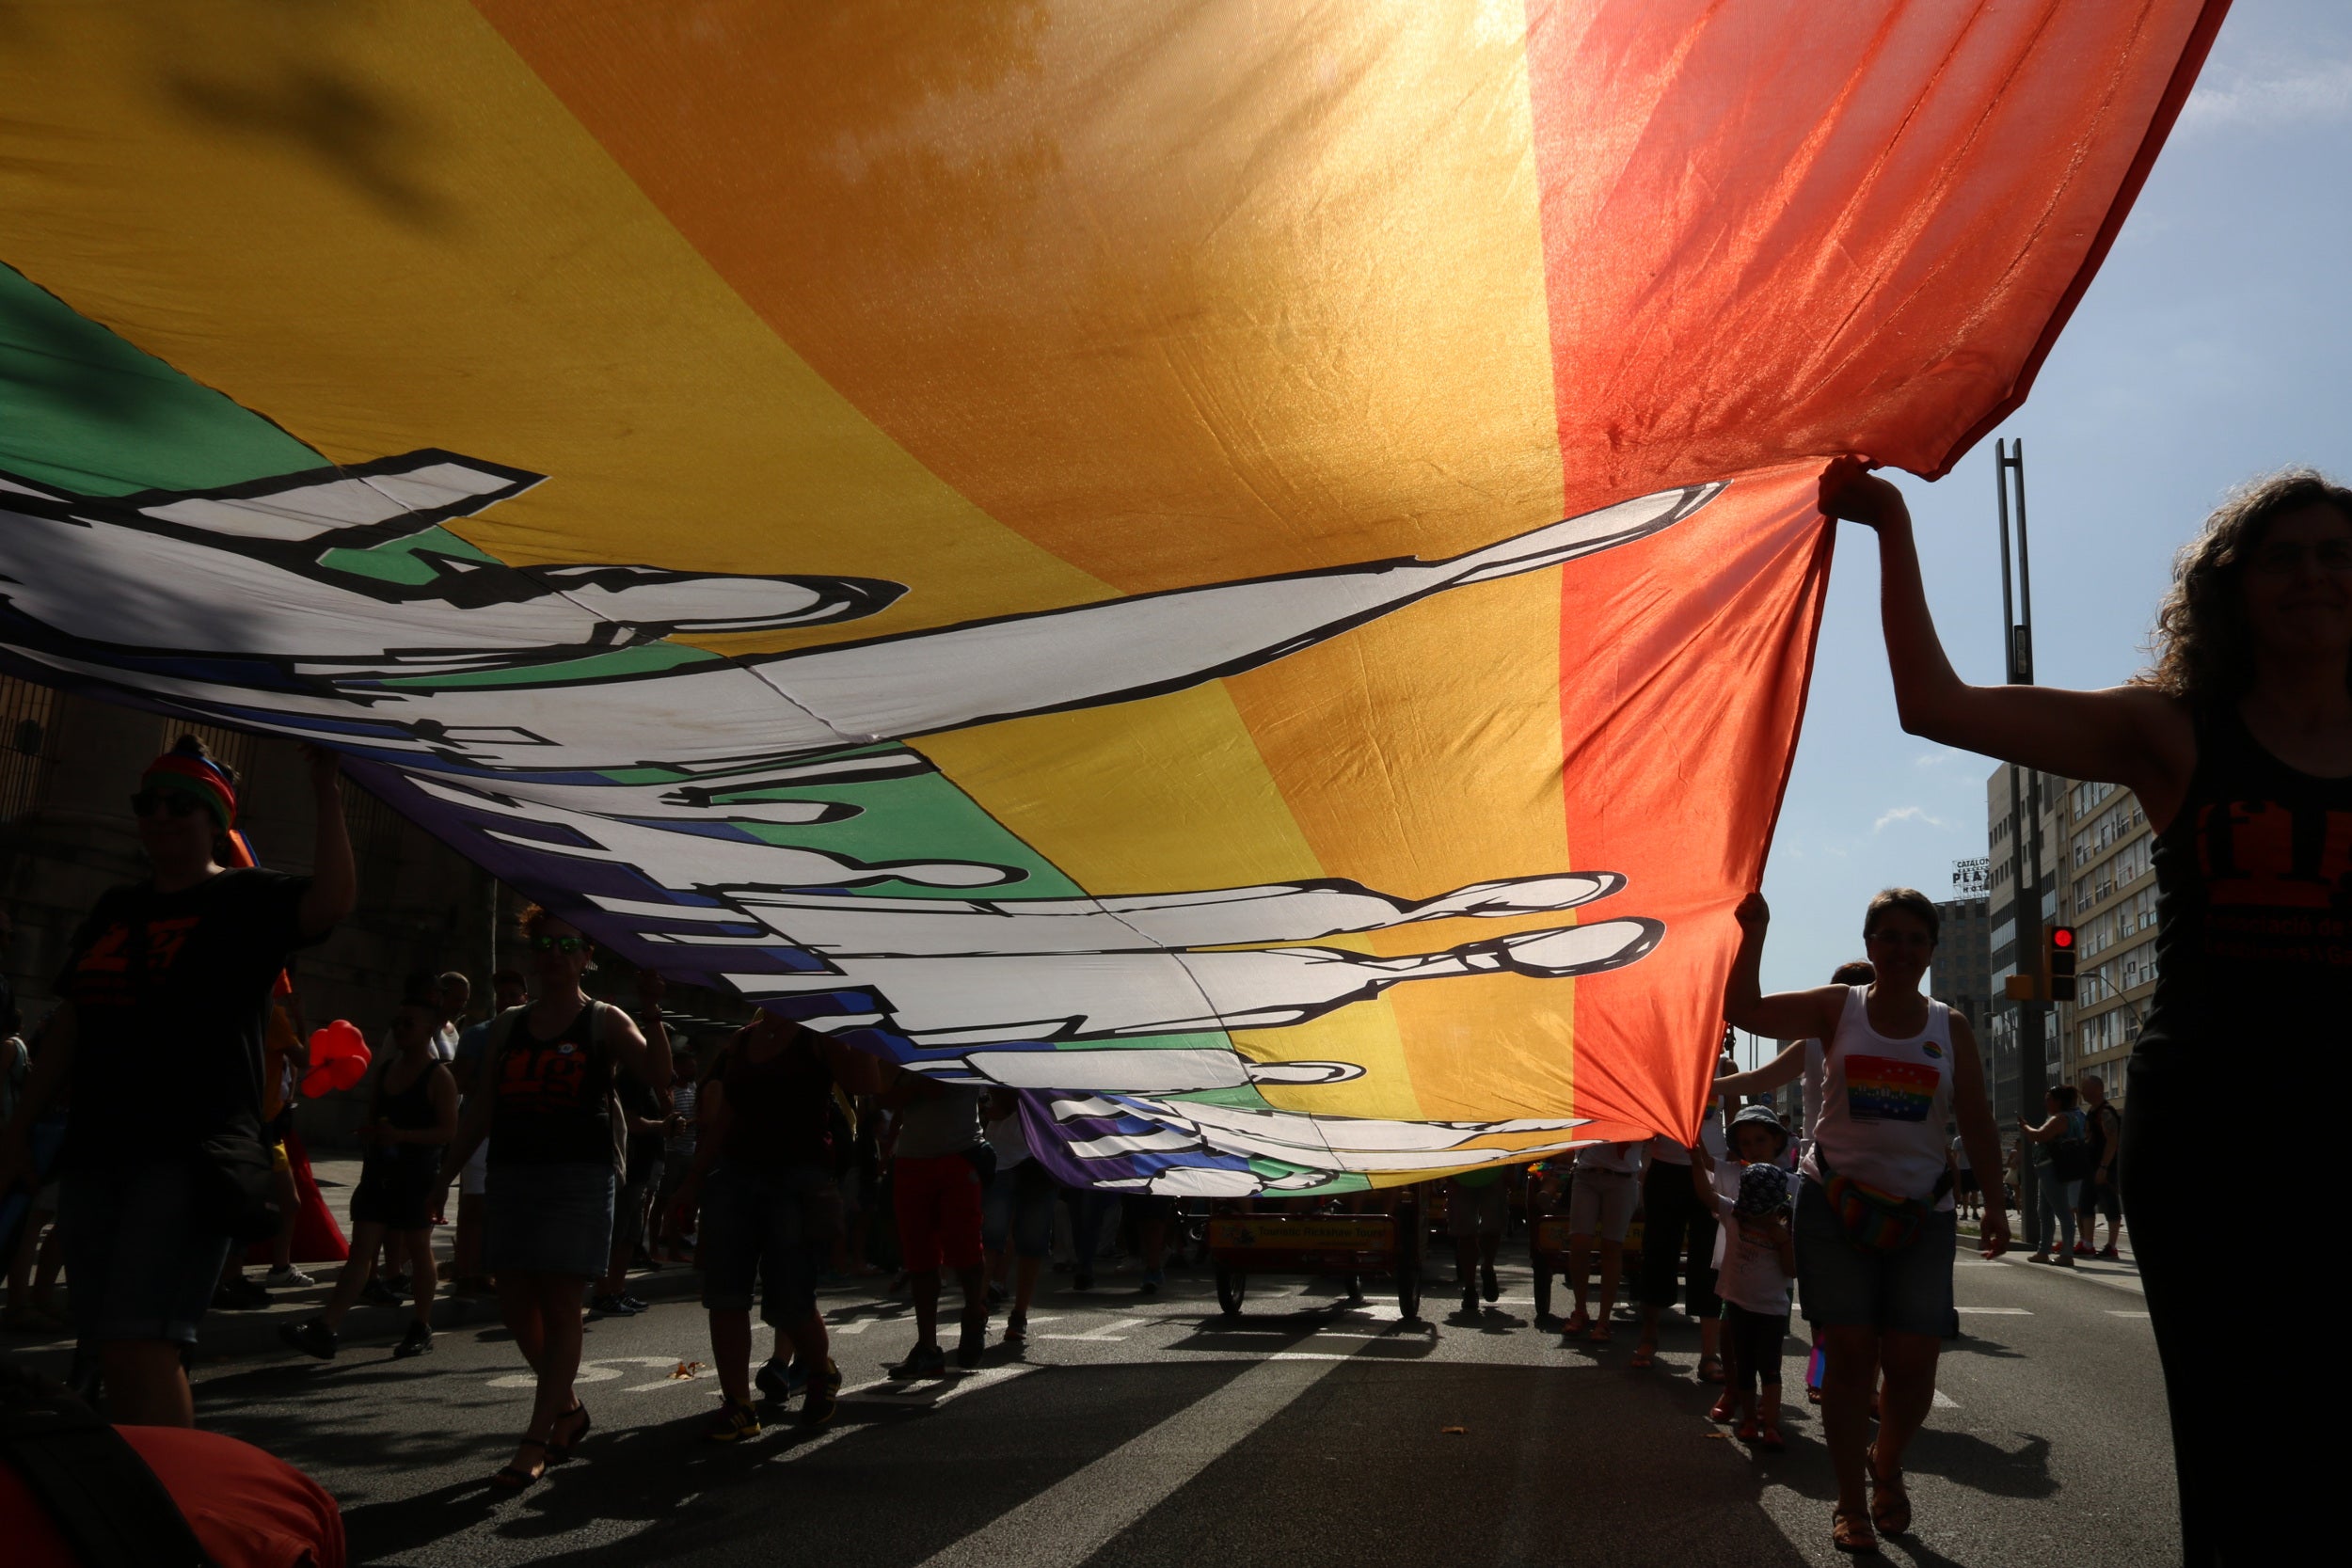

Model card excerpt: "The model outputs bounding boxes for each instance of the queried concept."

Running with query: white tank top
[1799,987,1955,1208]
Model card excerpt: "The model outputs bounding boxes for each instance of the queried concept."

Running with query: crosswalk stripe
[1953,1307,2030,1315]
[2106,1309,2150,1319]
[914,1347,1359,1568]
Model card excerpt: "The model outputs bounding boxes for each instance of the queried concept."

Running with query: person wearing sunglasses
[0,736,355,1428]
[437,908,673,1491]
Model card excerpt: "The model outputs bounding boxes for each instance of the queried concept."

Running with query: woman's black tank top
[2140,705,2352,1056]
[488,1000,615,1168]
[373,1058,439,1133]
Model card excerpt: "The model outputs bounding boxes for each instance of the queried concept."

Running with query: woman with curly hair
[1825,461,2352,1566]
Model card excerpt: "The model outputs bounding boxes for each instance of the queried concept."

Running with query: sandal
[492,1438,548,1491]
[1708,1391,1738,1423]
[1756,1422,1785,1452]
[1868,1454,1912,1536]
[1831,1506,1877,1555]
[1585,1322,1613,1344]
[547,1402,591,1464]
[1629,1344,1657,1369]
[1697,1354,1725,1384]
[1562,1309,1590,1337]
[1736,1417,1759,1442]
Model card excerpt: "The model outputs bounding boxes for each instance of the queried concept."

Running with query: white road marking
[769,1369,1031,1466]
[2106,1309,2150,1319]
[1040,1321,1133,1342]
[1954,1307,2031,1315]
[913,1350,1359,1568]
[1931,1389,1959,1408]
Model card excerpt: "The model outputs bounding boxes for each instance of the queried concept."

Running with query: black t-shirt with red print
[2145,705,2352,1053]
[56,868,314,1168]
[487,1000,617,1170]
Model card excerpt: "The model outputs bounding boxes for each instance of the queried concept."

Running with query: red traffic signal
[2047,925,2077,1000]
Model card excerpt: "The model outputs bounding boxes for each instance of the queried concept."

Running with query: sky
[1756,1,2352,1010]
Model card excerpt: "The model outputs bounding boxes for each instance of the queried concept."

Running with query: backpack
[2048,1109,2093,1182]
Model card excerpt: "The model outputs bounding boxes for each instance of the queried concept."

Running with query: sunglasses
[129,790,206,819]
[528,934,589,955]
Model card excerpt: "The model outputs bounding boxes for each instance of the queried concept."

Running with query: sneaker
[619,1295,651,1313]
[755,1357,794,1404]
[986,1282,1009,1307]
[279,1319,339,1360]
[2072,1242,2093,1257]
[359,1277,404,1309]
[1004,1313,1028,1346]
[393,1321,435,1359]
[704,1397,762,1443]
[2052,1253,2076,1268]
[1481,1264,1500,1303]
[383,1273,411,1296]
[1139,1271,1164,1296]
[957,1310,988,1369]
[590,1293,642,1316]
[2097,1245,2122,1260]
[889,1344,948,1380]
[800,1358,843,1427]
[265,1265,318,1289]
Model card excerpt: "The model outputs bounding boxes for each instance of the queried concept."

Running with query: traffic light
[2047,926,2077,1001]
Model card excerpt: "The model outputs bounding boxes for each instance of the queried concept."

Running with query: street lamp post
[1995,438,2049,1248]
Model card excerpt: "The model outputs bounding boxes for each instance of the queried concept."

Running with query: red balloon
[300,1020,372,1098]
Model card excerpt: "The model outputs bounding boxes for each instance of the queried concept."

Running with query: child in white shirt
[1697,1104,1797,1448]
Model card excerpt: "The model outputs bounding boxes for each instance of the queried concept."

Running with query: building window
[0,675,59,821]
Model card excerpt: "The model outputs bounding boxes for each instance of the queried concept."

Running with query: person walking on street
[884,1071,990,1376]
[1715,957,1877,1407]
[281,990,457,1359]
[1700,1105,1799,1450]
[1823,463,2352,1566]
[450,970,527,1296]
[0,738,353,1427]
[980,1088,1055,1346]
[2075,1074,2124,1259]
[436,909,673,1491]
[1632,1075,1725,1375]
[2020,1085,2090,1266]
[1724,887,2008,1556]
[671,1011,874,1441]
[1560,1140,1644,1344]
[1444,1164,1513,1320]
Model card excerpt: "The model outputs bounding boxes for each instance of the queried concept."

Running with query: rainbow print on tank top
[1842,1055,1939,1124]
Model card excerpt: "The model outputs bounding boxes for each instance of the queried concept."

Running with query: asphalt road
[8,1209,2178,1568]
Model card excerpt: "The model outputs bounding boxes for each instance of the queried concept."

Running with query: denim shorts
[699,1164,835,1321]
[983,1163,1056,1259]
[60,1158,234,1347]
[485,1162,615,1279]
[1792,1177,1955,1337]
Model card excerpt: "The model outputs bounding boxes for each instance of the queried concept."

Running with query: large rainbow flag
[0,2,2223,1193]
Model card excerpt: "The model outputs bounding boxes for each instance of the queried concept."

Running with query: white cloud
[2178,56,2352,136]
[1873,805,1948,833]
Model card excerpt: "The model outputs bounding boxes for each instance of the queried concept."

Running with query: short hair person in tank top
[1724,888,2008,1555]
[1827,465,2352,1564]
[279,994,457,1359]
[435,910,674,1491]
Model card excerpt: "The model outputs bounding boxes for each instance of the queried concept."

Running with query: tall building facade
[2058,778,2158,1093]
[1984,762,2065,1120]
[1974,762,2158,1112]
[1929,895,1991,1030]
